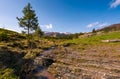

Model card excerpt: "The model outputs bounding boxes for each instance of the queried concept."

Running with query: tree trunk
[28,20,30,38]
[28,27,29,37]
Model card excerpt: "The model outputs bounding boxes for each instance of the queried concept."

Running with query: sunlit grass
[65,31,120,45]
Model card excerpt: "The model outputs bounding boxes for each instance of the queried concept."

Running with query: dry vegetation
[48,44,120,79]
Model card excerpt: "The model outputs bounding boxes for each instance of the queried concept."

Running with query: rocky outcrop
[101,39,120,42]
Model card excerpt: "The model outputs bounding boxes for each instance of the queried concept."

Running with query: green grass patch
[65,31,120,45]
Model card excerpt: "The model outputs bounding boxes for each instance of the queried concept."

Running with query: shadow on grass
[0,46,55,79]
[0,46,34,79]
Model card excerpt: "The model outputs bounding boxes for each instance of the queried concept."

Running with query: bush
[0,68,18,79]
[0,32,9,41]
[11,42,24,49]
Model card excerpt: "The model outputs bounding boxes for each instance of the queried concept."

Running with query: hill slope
[98,23,120,32]
[48,31,120,78]
[0,28,18,34]
[1,28,120,78]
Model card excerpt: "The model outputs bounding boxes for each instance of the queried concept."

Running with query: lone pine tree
[17,3,41,37]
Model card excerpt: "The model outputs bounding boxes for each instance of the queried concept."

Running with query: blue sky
[0,0,120,33]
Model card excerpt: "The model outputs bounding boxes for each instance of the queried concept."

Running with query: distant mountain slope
[98,23,120,32]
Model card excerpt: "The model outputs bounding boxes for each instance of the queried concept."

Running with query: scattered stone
[101,39,120,42]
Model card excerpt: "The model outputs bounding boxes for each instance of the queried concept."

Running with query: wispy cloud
[41,24,53,30]
[98,23,109,27]
[87,22,99,28]
[87,22,109,28]
[110,0,120,8]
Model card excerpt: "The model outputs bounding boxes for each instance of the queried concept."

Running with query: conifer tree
[17,3,40,37]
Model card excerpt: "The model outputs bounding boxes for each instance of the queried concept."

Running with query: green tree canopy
[92,28,96,33]
[35,26,43,37]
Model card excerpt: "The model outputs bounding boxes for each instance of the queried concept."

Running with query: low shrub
[0,32,9,41]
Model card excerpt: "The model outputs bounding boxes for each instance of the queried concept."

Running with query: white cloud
[110,0,120,8]
[41,24,53,30]
[98,23,109,27]
[87,22,99,28]
[87,22,109,28]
